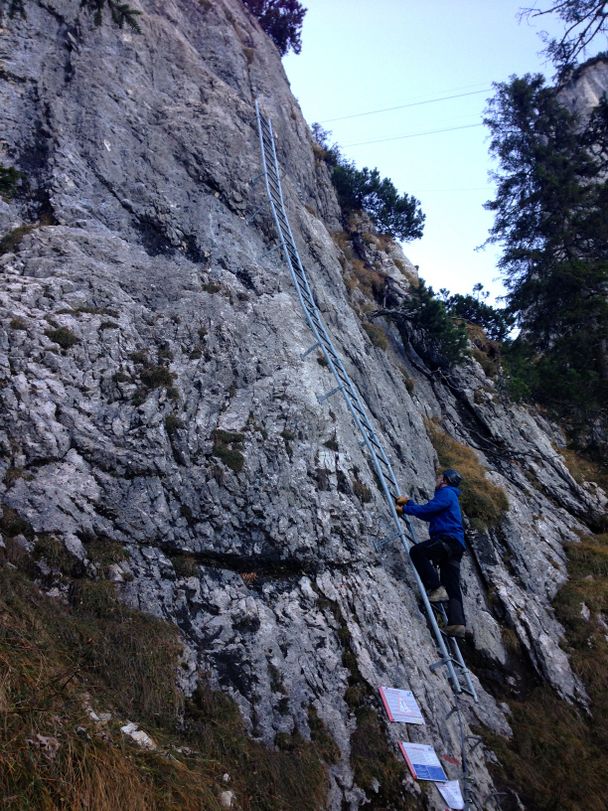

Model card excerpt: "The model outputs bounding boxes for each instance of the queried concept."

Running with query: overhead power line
[320,87,492,124]
[344,122,485,148]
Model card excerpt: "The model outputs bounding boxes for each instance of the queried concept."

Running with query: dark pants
[409,536,466,626]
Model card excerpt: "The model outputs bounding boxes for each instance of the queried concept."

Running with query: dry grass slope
[482,533,608,811]
[0,565,332,810]
[425,420,509,530]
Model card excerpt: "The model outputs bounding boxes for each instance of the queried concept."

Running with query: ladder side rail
[264,114,327,314]
[256,104,475,699]
[256,107,328,341]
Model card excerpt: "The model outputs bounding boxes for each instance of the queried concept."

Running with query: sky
[283,1,566,304]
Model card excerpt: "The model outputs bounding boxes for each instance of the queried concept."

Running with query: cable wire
[344,121,485,148]
[320,87,491,124]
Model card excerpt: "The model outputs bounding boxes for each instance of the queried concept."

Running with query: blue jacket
[402,485,465,547]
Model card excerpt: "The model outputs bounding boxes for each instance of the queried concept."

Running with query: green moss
[44,327,79,349]
[9,316,27,330]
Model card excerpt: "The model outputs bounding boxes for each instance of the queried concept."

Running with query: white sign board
[399,742,447,782]
[436,780,465,809]
[379,686,424,725]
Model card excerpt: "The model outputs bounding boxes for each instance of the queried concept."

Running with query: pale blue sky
[284,1,567,303]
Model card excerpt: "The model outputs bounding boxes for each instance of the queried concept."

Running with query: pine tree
[484,72,608,430]
[241,0,306,56]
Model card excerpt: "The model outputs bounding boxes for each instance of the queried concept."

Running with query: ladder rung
[256,103,477,708]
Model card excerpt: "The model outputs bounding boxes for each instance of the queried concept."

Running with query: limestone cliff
[1,2,606,809]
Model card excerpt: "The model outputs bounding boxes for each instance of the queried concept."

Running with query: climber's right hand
[395,495,408,506]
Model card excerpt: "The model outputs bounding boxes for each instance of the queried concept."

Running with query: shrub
[83,536,128,568]
[172,554,199,578]
[0,224,34,254]
[211,429,245,473]
[241,0,306,56]
[0,163,23,200]
[402,281,468,366]
[0,504,32,537]
[426,420,509,530]
[332,163,424,241]
[45,327,79,349]
[466,323,501,378]
[140,365,175,389]
[349,259,385,303]
[312,126,425,241]
[441,285,514,342]
[165,414,184,435]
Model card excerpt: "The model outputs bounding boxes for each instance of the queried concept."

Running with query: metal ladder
[254,101,476,702]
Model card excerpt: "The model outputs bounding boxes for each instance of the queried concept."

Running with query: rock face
[0,2,605,808]
[558,55,608,115]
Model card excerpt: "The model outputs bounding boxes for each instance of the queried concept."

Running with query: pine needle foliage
[312,124,425,242]
[81,0,142,32]
[241,0,306,56]
[484,73,608,438]
[0,0,142,31]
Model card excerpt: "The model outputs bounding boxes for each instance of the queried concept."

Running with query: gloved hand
[395,495,408,506]
[395,503,404,516]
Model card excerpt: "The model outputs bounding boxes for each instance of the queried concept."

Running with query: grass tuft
[211,429,245,472]
[45,327,79,350]
[362,322,388,350]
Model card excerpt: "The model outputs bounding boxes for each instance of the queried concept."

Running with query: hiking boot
[428,586,449,603]
[444,624,466,638]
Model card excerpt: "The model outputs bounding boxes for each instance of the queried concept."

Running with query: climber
[395,469,467,638]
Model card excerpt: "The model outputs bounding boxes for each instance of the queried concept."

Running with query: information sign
[399,742,447,782]
[378,687,424,724]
